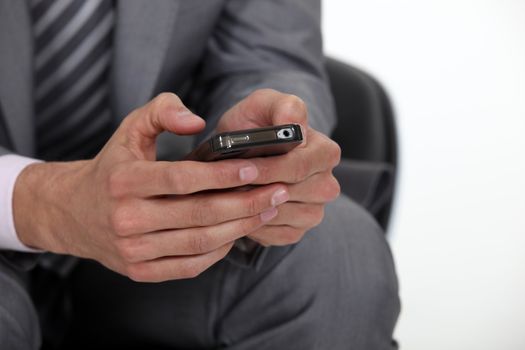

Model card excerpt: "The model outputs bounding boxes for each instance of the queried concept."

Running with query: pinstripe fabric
[30,0,115,161]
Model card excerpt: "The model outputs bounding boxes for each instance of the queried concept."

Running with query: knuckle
[295,204,324,229]
[120,105,151,141]
[251,160,271,183]
[219,242,234,259]
[318,134,341,168]
[244,193,263,216]
[110,205,136,236]
[238,216,262,235]
[212,163,233,187]
[152,92,178,108]
[293,155,309,182]
[312,206,325,227]
[251,88,277,100]
[179,262,203,279]
[190,204,206,226]
[282,95,308,121]
[329,178,341,201]
[119,113,136,132]
[149,92,184,119]
[251,235,269,247]
[189,231,212,254]
[324,174,341,201]
[281,227,305,245]
[285,94,307,110]
[107,165,128,198]
[162,167,186,194]
[190,199,217,225]
[115,237,148,263]
[329,141,342,167]
[125,263,151,283]
[115,239,134,262]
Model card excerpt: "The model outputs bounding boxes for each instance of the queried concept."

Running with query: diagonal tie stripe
[35,0,102,70]
[29,0,114,160]
[31,0,114,161]
[33,0,77,37]
[36,14,113,101]
[38,76,110,145]
[36,51,111,125]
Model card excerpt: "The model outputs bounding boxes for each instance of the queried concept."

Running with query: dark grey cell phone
[185,124,303,161]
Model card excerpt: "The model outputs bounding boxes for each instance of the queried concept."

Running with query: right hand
[13,93,289,282]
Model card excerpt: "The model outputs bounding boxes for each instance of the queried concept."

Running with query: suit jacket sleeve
[0,109,13,156]
[0,146,11,156]
[189,0,336,141]
[188,0,335,269]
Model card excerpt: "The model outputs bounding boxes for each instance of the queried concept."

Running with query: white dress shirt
[0,154,41,252]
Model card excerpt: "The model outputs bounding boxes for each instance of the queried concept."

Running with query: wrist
[13,161,87,253]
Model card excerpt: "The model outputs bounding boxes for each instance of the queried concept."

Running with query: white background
[322,1,525,349]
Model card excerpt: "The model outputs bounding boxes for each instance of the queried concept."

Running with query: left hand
[216,89,341,246]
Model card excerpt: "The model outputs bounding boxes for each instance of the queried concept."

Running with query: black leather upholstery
[325,57,398,231]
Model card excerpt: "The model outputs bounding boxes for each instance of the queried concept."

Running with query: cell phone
[185,124,303,161]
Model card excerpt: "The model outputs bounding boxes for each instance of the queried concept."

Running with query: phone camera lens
[277,128,294,139]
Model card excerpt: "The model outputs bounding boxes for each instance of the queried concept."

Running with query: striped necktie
[30,0,115,161]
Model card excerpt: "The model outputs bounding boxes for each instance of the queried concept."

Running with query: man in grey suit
[0,0,399,349]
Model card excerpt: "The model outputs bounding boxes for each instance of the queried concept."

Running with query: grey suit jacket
[0,0,335,269]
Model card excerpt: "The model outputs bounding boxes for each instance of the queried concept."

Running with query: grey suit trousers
[12,195,401,350]
[1,196,399,349]
[0,258,40,350]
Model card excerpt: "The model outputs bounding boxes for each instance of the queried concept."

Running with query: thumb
[117,93,205,158]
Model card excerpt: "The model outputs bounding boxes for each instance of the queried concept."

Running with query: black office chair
[326,57,398,232]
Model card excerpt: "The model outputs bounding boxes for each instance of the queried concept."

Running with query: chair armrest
[333,159,395,218]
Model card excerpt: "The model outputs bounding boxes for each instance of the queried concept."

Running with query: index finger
[249,130,340,185]
[217,89,309,144]
[268,92,309,146]
[110,159,260,197]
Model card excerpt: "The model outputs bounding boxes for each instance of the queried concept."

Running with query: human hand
[13,93,288,281]
[216,89,341,246]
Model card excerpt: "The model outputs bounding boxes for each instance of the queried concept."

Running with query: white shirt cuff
[0,154,42,252]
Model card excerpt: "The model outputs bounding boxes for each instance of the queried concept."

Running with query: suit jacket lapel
[112,0,180,123]
[0,0,34,155]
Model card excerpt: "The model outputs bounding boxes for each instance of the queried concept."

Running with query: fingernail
[239,165,258,182]
[260,207,278,222]
[271,188,289,206]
